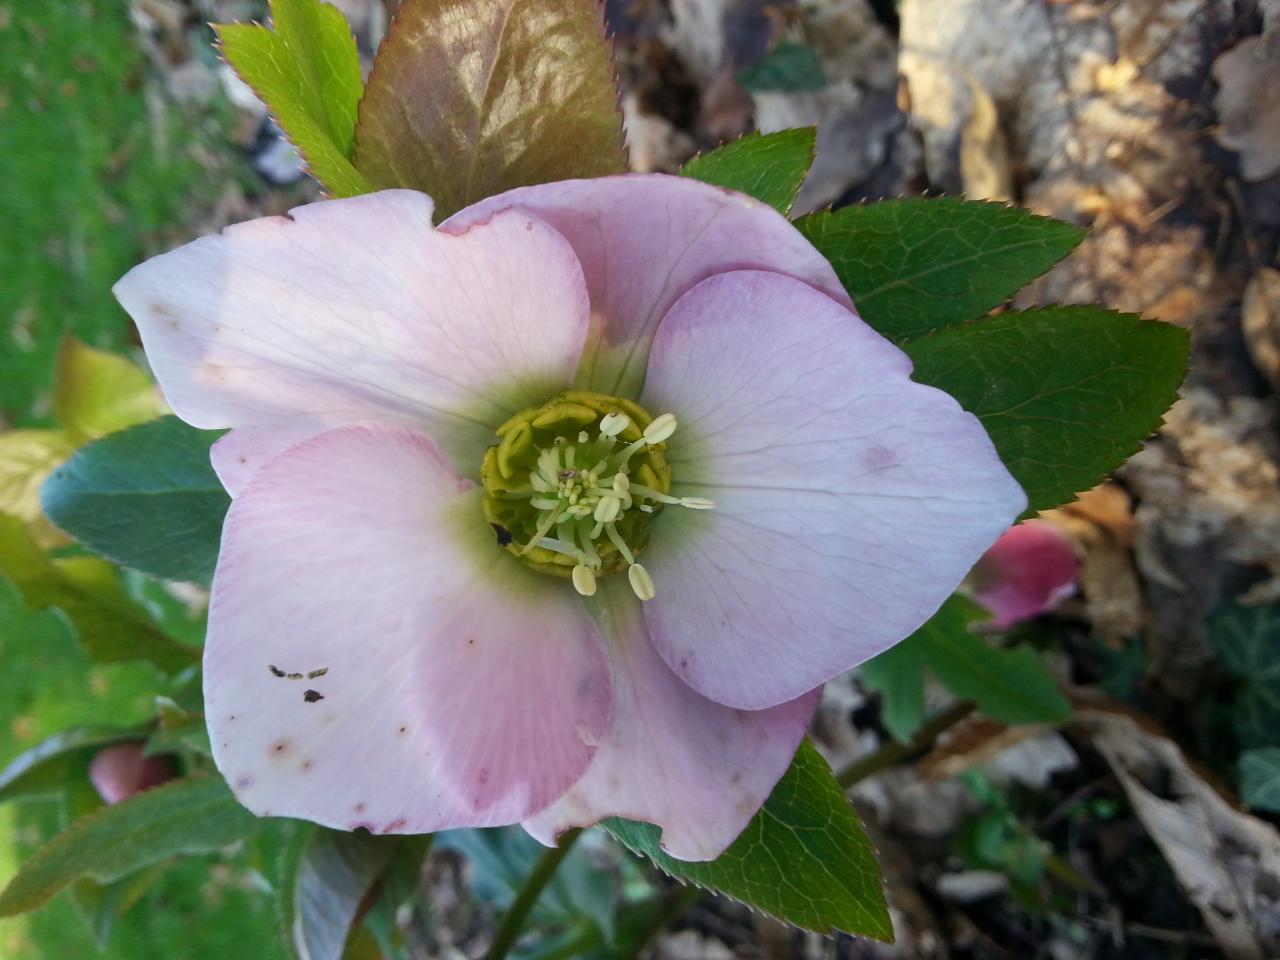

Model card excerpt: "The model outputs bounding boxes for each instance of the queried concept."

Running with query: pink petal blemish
[116,175,1026,859]
[969,520,1079,629]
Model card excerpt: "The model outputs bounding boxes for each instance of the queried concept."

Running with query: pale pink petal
[444,174,849,397]
[638,271,1027,711]
[210,421,325,495]
[115,190,590,482]
[969,520,1078,628]
[523,583,817,861]
[206,423,611,832]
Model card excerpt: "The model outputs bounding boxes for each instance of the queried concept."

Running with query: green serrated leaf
[279,827,399,960]
[862,596,1070,741]
[904,306,1189,516]
[680,129,816,215]
[0,727,142,805]
[0,514,198,672]
[0,774,260,917]
[216,0,372,197]
[54,337,163,444]
[858,633,927,743]
[921,599,1071,725]
[738,42,826,93]
[605,739,891,940]
[1210,603,1280,749]
[41,415,230,584]
[70,864,167,949]
[1240,748,1280,812]
[353,0,627,221]
[794,198,1085,340]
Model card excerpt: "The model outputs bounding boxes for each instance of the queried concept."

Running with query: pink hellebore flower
[969,520,1078,629]
[114,176,1025,861]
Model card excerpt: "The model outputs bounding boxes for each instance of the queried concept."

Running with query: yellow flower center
[480,390,713,600]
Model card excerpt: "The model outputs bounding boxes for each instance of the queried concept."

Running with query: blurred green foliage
[0,4,285,954]
[0,0,206,425]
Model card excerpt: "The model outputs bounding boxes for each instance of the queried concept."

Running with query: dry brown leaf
[1081,710,1280,959]
[1242,268,1280,391]
[1043,484,1144,640]
[1213,35,1280,181]
[958,76,1012,202]
[920,719,1077,787]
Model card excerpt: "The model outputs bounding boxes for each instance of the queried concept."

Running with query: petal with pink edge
[444,174,849,397]
[114,190,590,492]
[523,581,817,862]
[639,270,1027,711]
[206,423,611,832]
[969,520,1078,629]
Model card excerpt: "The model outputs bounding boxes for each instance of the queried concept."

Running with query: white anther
[628,563,656,602]
[594,495,621,524]
[571,564,597,597]
[612,474,630,495]
[642,413,677,444]
[599,412,630,437]
[680,496,717,510]
[578,430,590,444]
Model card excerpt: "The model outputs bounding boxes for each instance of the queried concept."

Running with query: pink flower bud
[89,743,176,805]
[969,520,1078,629]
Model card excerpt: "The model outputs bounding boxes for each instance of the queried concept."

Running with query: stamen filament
[520,504,565,555]
[604,522,635,565]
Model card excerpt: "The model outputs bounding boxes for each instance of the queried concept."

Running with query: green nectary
[480,390,711,599]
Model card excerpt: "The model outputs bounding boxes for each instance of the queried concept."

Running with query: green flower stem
[485,828,584,960]
[836,701,976,789]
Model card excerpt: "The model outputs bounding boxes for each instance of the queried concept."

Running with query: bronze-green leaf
[354,0,627,220]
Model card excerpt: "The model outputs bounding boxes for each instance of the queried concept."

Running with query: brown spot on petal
[354,802,366,814]
[303,689,323,703]
[382,818,407,833]
[478,768,490,785]
[271,740,290,756]
[301,759,314,772]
